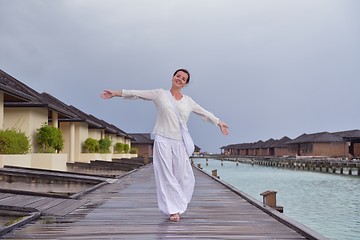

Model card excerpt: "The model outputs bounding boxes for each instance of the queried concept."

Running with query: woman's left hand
[218,121,229,135]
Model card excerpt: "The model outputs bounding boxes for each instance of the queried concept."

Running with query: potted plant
[36,123,64,153]
[0,129,30,154]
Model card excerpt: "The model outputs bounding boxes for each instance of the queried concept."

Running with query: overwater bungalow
[259,138,276,156]
[332,129,360,158]
[222,128,360,159]
[269,136,292,157]
[287,132,347,158]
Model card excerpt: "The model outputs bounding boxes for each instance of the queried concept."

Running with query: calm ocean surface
[192,158,360,240]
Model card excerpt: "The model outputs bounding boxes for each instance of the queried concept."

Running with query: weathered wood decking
[0,192,89,216]
[1,164,327,239]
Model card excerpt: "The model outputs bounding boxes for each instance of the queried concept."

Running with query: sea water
[192,158,360,240]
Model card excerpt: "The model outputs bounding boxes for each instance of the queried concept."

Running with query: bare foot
[169,213,180,222]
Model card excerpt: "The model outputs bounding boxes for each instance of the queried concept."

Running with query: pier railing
[198,155,360,176]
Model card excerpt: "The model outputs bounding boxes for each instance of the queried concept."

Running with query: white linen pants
[153,134,195,215]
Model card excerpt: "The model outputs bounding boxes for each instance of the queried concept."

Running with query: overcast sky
[1,0,359,153]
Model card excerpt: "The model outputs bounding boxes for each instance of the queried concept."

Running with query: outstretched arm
[218,120,229,135]
[191,99,229,136]
[100,89,123,99]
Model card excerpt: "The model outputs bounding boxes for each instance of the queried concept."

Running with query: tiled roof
[261,138,276,148]
[87,114,131,139]
[39,92,80,119]
[60,105,131,138]
[66,106,104,129]
[1,71,76,120]
[251,140,265,149]
[129,133,154,144]
[332,129,360,139]
[107,123,129,138]
[288,132,344,144]
[222,144,238,149]
[0,69,42,102]
[195,145,201,152]
[221,143,239,150]
[235,143,254,150]
[271,136,292,148]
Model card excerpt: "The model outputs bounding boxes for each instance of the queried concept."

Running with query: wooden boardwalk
[1,164,327,239]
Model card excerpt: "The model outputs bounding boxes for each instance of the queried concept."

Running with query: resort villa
[0,69,153,171]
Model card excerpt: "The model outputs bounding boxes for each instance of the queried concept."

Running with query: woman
[100,69,229,222]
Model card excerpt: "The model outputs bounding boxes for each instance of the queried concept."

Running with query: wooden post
[221,160,224,166]
[143,154,149,165]
[260,190,277,208]
[197,163,202,169]
[212,169,219,179]
[206,158,208,166]
[260,190,283,213]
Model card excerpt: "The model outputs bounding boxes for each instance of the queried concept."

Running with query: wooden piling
[212,169,219,179]
[143,154,149,165]
[260,190,283,213]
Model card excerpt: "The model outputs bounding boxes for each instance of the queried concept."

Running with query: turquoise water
[193,158,360,240]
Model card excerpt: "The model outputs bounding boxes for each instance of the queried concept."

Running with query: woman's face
[172,71,189,89]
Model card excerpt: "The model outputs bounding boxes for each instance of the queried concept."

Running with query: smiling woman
[100,69,229,222]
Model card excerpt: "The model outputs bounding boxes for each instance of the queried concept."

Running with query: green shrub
[99,138,111,153]
[0,129,30,154]
[84,138,99,153]
[115,143,124,153]
[123,144,130,153]
[36,123,64,153]
[129,147,138,154]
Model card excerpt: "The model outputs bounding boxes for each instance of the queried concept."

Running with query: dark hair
[173,69,190,84]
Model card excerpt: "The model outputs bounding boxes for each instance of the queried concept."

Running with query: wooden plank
[50,199,88,216]
[21,196,46,208]
[0,195,32,206]
[24,197,56,209]
[36,198,66,212]
[43,199,88,216]
[0,167,108,183]
[12,196,46,208]
[0,193,13,201]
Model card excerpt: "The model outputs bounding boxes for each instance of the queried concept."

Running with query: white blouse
[122,88,219,140]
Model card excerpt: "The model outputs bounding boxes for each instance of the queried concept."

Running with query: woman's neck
[170,88,183,100]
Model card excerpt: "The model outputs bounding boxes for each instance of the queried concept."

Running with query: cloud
[0,0,359,152]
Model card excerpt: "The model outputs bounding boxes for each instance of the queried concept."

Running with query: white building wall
[0,92,3,129]
[4,107,48,153]
[60,121,89,162]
